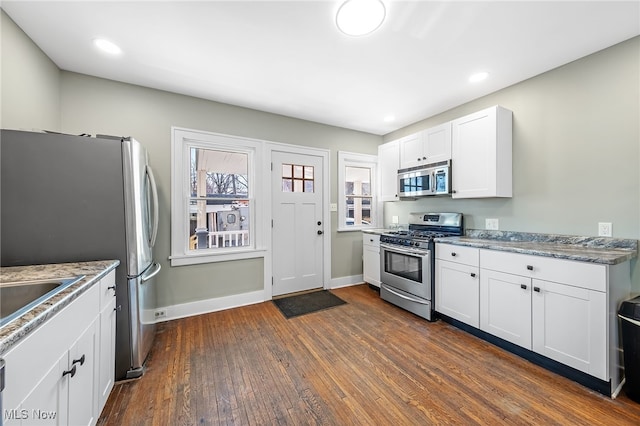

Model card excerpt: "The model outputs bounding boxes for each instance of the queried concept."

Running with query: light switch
[330,203,337,212]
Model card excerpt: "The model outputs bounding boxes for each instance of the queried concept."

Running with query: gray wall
[0,11,61,131]
[1,8,381,308]
[383,36,640,291]
[58,73,380,306]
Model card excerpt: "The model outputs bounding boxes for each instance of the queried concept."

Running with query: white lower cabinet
[437,243,631,395]
[480,269,532,349]
[3,270,116,426]
[97,272,117,413]
[435,245,480,327]
[479,249,609,380]
[531,278,607,379]
[362,233,381,287]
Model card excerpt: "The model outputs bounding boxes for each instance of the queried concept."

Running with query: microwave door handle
[431,171,436,192]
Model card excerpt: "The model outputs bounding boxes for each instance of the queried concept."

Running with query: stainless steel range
[380,212,463,321]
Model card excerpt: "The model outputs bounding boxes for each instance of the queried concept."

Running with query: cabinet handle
[452,190,457,194]
[526,265,534,271]
[417,157,421,161]
[72,354,85,366]
[62,365,77,378]
[108,285,116,291]
[370,239,374,242]
[470,273,476,278]
[533,286,541,292]
[451,252,457,257]
[422,156,427,160]
[521,284,527,290]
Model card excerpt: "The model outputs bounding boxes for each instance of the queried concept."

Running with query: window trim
[170,127,265,266]
[337,151,378,232]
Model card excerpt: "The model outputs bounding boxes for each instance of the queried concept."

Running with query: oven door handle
[382,285,430,305]
[380,243,429,257]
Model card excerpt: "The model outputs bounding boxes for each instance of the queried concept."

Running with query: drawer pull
[72,354,85,366]
[451,252,457,257]
[62,365,77,378]
[470,273,476,278]
[521,284,527,290]
[533,286,541,293]
[526,265,534,271]
[370,239,374,242]
[108,285,116,291]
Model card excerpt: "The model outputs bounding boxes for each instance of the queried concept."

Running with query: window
[281,163,314,192]
[337,151,377,231]
[171,128,264,266]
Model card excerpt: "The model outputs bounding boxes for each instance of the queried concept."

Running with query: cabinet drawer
[480,249,606,292]
[436,244,479,267]
[99,270,116,309]
[362,233,380,246]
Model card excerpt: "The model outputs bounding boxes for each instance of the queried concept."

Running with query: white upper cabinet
[399,123,452,169]
[451,105,512,198]
[377,140,400,202]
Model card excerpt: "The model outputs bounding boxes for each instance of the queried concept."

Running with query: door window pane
[281,163,314,193]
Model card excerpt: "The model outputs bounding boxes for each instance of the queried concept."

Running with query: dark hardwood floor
[98,284,640,425]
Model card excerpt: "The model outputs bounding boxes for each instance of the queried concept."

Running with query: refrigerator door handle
[146,164,159,248]
[141,262,161,284]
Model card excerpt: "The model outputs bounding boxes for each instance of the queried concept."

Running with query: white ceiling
[3,1,639,135]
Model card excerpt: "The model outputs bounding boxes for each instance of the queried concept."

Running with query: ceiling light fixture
[469,71,489,83]
[93,38,122,55]
[336,0,386,37]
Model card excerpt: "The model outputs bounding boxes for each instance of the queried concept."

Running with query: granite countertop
[435,230,638,265]
[362,228,390,235]
[0,260,119,355]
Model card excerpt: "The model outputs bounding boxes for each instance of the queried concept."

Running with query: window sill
[170,249,266,266]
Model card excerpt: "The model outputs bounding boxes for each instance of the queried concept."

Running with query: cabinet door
[451,106,512,198]
[11,352,69,426]
[378,140,400,201]
[399,133,424,169]
[423,122,451,163]
[362,234,381,287]
[68,318,99,426]
[436,260,480,327]
[480,269,532,349]
[98,297,116,414]
[532,279,607,380]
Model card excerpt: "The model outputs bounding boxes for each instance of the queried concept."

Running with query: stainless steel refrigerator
[1,129,160,380]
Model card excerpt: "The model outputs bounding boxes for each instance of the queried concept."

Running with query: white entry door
[272,150,325,296]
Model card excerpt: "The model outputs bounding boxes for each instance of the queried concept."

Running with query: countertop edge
[0,260,120,355]
[435,238,637,265]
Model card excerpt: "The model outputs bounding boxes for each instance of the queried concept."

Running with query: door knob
[317,230,323,235]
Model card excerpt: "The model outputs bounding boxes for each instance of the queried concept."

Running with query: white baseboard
[329,274,363,289]
[155,276,365,323]
[155,289,265,323]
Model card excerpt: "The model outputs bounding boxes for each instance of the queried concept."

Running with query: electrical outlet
[598,222,612,237]
[485,218,499,230]
[154,309,166,319]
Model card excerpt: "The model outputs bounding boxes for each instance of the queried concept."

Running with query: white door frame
[263,142,331,300]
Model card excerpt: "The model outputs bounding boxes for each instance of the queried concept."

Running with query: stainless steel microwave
[398,160,451,198]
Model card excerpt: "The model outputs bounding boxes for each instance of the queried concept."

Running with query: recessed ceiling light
[93,38,122,55]
[383,115,395,123]
[336,0,386,37]
[469,72,489,83]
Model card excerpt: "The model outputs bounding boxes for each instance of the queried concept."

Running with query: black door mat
[273,290,347,319]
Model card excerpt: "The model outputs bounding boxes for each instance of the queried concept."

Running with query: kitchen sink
[0,276,85,327]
